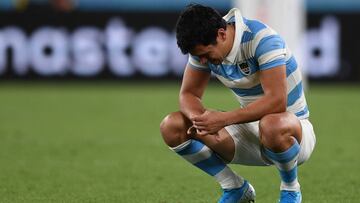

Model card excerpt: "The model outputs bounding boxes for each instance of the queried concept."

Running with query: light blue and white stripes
[172,139,225,176]
[187,9,309,119]
[263,139,301,191]
[171,139,243,189]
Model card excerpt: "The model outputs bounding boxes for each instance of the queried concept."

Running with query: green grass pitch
[0,81,359,202]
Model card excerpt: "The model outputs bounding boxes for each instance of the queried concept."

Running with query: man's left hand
[192,110,228,136]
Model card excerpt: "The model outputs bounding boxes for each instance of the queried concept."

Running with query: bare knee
[160,111,192,147]
[259,113,297,152]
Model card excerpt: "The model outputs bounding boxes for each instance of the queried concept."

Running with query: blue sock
[263,138,301,191]
[171,139,243,189]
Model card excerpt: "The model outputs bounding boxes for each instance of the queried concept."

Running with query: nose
[199,57,208,64]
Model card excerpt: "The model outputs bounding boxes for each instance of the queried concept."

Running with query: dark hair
[175,4,227,54]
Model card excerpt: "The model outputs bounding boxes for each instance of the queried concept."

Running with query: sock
[171,139,244,189]
[263,138,301,192]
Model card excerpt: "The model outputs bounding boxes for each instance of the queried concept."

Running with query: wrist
[221,111,233,126]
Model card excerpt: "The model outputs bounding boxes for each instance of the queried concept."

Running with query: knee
[259,114,285,149]
[160,112,191,147]
[160,112,186,135]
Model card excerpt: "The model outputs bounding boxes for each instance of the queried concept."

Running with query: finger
[197,129,209,136]
[193,121,206,125]
[192,115,205,122]
[189,117,197,123]
[193,122,207,128]
[193,125,206,130]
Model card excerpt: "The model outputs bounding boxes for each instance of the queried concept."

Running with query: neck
[224,24,236,57]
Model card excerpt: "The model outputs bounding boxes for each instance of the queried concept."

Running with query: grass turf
[0,81,359,202]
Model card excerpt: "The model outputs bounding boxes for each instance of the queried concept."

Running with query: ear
[217,28,227,41]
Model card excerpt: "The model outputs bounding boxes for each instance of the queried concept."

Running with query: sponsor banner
[304,13,359,81]
[0,11,359,81]
[0,11,188,79]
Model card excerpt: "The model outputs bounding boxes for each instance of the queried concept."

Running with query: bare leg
[160,111,243,189]
[259,112,303,198]
[160,111,236,162]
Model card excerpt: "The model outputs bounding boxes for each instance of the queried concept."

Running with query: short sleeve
[254,34,286,70]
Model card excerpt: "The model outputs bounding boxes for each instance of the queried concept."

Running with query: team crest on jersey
[237,62,251,75]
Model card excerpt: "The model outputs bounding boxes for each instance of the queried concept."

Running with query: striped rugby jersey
[188,8,309,119]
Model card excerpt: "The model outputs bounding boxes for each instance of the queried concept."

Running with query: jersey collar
[223,8,246,64]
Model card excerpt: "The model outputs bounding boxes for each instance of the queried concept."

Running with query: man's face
[190,28,228,65]
[191,43,224,65]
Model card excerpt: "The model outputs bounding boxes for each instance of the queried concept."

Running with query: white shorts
[225,119,316,166]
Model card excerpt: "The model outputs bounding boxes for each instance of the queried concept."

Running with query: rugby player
[160,4,316,203]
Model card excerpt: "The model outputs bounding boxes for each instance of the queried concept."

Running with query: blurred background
[0,0,360,81]
[0,0,359,202]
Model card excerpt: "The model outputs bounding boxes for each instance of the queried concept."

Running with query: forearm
[179,93,206,120]
[224,94,286,125]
